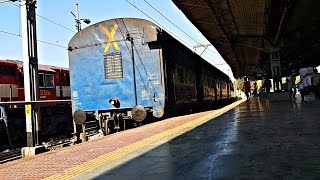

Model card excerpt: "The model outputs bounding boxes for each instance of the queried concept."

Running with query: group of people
[243,78,271,102]
[286,67,320,101]
[243,67,320,102]
[297,67,319,100]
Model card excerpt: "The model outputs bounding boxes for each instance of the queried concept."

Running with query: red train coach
[0,60,71,102]
[0,60,72,150]
[0,61,20,102]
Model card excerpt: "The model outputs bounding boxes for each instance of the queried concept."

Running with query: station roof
[172,0,320,78]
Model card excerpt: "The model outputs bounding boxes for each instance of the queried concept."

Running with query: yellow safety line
[44,99,245,180]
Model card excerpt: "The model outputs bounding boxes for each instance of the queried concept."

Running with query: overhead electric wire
[8,1,19,7]
[3,0,228,70]
[36,40,67,49]
[125,0,227,68]
[1,1,71,49]
[128,0,228,65]
[0,30,67,49]
[143,0,222,56]
[0,0,12,4]
[9,1,76,33]
[0,30,21,37]
[36,14,76,33]
[143,0,200,44]
[124,0,194,50]
[125,0,216,65]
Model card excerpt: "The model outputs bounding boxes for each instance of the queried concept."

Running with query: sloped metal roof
[173,0,320,77]
[173,0,267,77]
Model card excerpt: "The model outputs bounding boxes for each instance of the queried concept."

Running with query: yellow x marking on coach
[102,24,120,52]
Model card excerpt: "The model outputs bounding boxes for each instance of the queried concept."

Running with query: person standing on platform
[264,78,271,99]
[312,68,320,99]
[297,81,305,101]
[317,72,320,99]
[244,78,251,101]
[253,81,257,96]
[299,67,312,95]
[288,71,297,100]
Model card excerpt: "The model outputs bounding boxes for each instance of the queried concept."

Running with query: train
[0,60,72,150]
[0,60,71,101]
[68,18,234,140]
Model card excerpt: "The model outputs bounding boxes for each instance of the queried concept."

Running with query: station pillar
[270,50,282,91]
[20,0,41,147]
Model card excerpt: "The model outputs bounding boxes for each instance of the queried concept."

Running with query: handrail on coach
[0,99,71,106]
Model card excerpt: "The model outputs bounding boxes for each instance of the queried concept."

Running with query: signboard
[25,104,32,132]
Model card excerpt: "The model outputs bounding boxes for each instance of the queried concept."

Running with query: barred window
[104,52,123,79]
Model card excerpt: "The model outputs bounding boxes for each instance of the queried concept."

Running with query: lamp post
[71,3,91,32]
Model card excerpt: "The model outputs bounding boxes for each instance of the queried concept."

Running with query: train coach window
[39,73,54,88]
[45,74,54,88]
[104,52,123,79]
[0,66,16,76]
[39,73,45,87]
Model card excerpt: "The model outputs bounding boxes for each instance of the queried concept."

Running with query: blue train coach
[68,18,233,138]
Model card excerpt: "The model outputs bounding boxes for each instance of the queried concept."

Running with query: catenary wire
[0,30,21,37]
[0,0,12,4]
[8,1,76,33]
[125,0,227,67]
[3,1,228,67]
[143,0,224,56]
[125,0,195,50]
[0,30,67,49]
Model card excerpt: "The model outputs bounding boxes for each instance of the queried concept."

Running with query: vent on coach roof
[103,52,123,79]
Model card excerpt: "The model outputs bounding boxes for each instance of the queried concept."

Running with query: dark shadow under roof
[173,0,320,78]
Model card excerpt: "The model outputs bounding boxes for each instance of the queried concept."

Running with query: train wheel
[103,120,111,135]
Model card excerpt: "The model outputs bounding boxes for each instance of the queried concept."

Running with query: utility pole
[71,3,91,32]
[20,0,41,147]
[70,3,91,143]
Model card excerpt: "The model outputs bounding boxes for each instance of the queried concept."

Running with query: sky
[0,0,234,80]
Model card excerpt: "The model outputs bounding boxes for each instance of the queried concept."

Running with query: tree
[235,78,244,90]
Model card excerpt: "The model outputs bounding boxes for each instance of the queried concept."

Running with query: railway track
[44,138,73,151]
[0,138,73,164]
[0,148,22,164]
[0,98,237,164]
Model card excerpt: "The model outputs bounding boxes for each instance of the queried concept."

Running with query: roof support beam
[274,0,290,46]
[204,0,242,67]
[233,35,265,39]
[177,2,210,9]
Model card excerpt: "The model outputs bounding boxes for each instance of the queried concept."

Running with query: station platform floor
[0,95,320,179]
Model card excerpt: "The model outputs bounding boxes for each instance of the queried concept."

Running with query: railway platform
[0,95,320,179]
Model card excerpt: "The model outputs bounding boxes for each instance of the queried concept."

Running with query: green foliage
[235,78,244,90]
